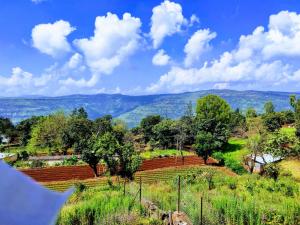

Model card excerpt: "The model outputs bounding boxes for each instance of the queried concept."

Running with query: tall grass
[130,169,300,225]
[56,185,141,225]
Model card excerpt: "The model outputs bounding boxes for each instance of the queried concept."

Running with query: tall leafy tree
[196,95,231,146]
[140,115,161,143]
[118,143,142,179]
[230,108,246,136]
[194,95,231,162]
[94,132,120,175]
[246,134,266,173]
[152,119,176,149]
[93,115,113,136]
[194,131,219,164]
[16,116,42,146]
[81,136,101,177]
[264,101,275,114]
[289,95,300,137]
[246,107,257,118]
[62,108,92,154]
[262,112,283,132]
[28,112,68,154]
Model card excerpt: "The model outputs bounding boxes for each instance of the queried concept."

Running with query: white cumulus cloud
[152,49,170,66]
[74,13,142,76]
[147,11,300,93]
[32,20,75,57]
[150,0,187,49]
[184,29,217,67]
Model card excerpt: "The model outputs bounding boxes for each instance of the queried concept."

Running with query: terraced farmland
[42,165,235,192]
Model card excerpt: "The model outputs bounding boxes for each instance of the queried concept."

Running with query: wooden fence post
[139,176,142,215]
[200,195,203,225]
[177,175,181,212]
[123,178,126,196]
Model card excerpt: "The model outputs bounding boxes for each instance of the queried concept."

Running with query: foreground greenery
[129,169,300,225]
[57,185,159,225]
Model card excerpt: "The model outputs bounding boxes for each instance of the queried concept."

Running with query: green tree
[94,132,120,175]
[81,136,101,177]
[62,114,92,154]
[281,110,295,125]
[262,112,283,132]
[140,115,162,143]
[196,95,231,147]
[264,101,275,114]
[71,107,88,119]
[290,95,296,110]
[264,132,296,158]
[93,115,113,136]
[289,95,300,136]
[246,107,257,118]
[194,131,219,164]
[152,119,176,149]
[230,108,246,136]
[16,116,42,146]
[94,132,141,179]
[180,101,196,145]
[246,134,266,173]
[118,143,142,179]
[28,112,68,154]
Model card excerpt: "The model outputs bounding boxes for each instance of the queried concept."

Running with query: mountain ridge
[0,89,298,127]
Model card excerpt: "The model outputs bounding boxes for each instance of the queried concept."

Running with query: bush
[263,163,280,181]
[31,160,46,168]
[212,152,225,166]
[18,150,29,161]
[62,155,78,166]
[74,182,87,193]
[224,158,247,175]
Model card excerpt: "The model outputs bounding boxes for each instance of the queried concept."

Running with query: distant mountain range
[0,90,298,127]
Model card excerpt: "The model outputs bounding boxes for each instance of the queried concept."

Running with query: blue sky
[1,0,300,96]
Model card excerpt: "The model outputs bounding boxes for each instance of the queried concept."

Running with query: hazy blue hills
[0,90,298,127]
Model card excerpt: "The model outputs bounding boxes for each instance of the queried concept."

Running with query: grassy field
[56,185,159,225]
[46,163,300,224]
[140,149,194,159]
[280,158,300,181]
[129,170,300,225]
[223,138,249,161]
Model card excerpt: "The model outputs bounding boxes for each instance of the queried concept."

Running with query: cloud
[184,29,217,67]
[66,53,84,70]
[189,14,200,26]
[32,20,75,57]
[0,67,52,96]
[74,12,142,76]
[147,11,300,93]
[152,49,170,66]
[150,0,187,49]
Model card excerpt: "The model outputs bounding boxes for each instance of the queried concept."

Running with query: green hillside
[0,90,298,127]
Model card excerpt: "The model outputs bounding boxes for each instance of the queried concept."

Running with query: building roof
[251,154,282,164]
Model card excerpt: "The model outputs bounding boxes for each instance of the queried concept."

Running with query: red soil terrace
[20,155,216,182]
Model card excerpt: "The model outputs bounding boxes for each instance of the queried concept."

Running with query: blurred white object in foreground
[0,160,73,225]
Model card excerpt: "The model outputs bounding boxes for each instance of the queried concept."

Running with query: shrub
[31,160,46,168]
[263,163,280,181]
[18,150,29,161]
[224,158,247,175]
[62,155,78,166]
[212,152,225,166]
